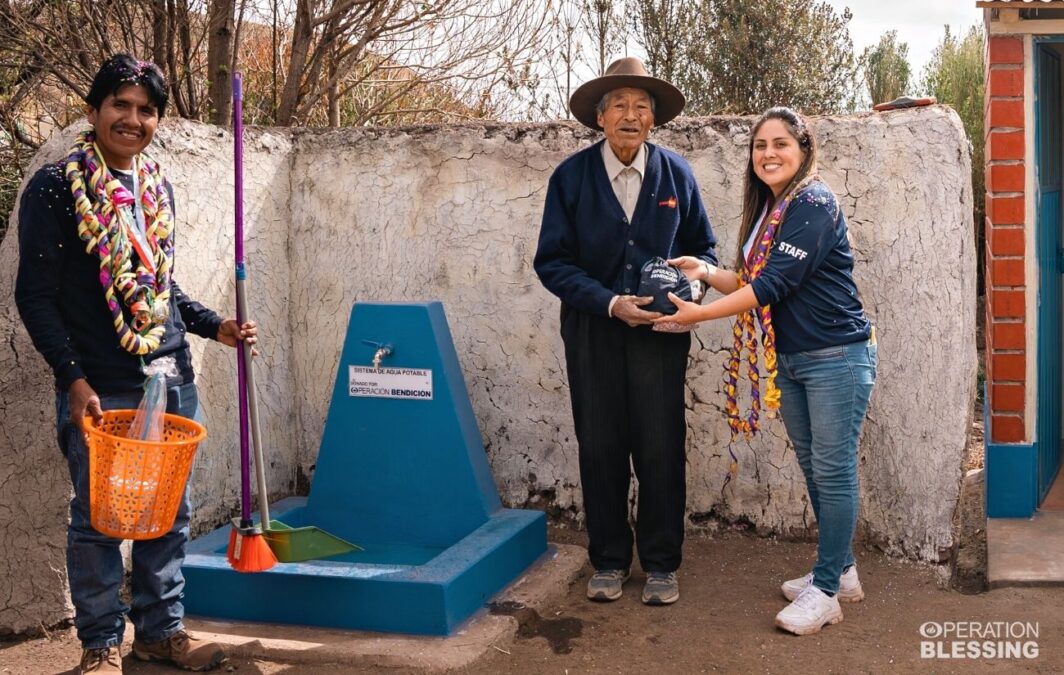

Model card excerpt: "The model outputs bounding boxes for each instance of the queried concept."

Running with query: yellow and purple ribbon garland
[65,131,174,356]
[722,177,815,489]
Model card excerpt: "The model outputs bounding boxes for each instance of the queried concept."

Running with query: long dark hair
[85,53,170,118]
[734,106,818,268]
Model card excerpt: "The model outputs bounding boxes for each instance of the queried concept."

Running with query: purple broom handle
[233,73,251,523]
[234,74,245,266]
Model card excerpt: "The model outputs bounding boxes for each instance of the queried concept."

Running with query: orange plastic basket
[82,410,207,540]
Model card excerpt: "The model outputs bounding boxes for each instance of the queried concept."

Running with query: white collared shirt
[602,141,646,222]
[600,141,704,318]
[602,142,647,318]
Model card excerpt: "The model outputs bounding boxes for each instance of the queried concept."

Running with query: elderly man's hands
[612,295,663,327]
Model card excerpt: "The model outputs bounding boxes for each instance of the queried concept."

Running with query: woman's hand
[612,295,663,327]
[672,256,741,295]
[666,256,708,283]
[652,292,705,326]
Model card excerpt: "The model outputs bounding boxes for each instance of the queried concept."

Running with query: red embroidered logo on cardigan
[658,196,677,208]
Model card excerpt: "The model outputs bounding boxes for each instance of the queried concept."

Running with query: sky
[550,0,988,116]
[824,0,985,77]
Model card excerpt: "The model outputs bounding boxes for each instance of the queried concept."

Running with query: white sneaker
[781,565,864,602]
[775,585,844,635]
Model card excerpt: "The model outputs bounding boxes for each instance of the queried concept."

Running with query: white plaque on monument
[348,366,434,400]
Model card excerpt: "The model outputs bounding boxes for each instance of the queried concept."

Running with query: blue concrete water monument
[183,302,547,635]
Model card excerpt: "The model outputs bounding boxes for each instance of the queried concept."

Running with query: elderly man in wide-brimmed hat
[534,58,718,606]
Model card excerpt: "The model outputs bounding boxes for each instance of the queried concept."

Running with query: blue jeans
[56,382,200,649]
[776,340,877,595]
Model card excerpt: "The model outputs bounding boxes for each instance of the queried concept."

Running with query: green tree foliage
[922,25,986,293]
[630,0,859,115]
[861,30,912,105]
[628,0,697,86]
[922,25,985,163]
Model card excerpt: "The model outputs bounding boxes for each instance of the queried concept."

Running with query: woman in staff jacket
[659,106,877,636]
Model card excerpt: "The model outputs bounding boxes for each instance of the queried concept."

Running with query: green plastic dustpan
[261,520,362,563]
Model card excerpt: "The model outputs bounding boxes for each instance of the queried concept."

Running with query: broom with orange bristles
[226,72,276,573]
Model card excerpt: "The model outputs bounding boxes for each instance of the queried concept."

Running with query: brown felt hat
[569,57,686,131]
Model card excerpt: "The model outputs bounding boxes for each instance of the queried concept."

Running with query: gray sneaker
[586,568,630,601]
[641,571,679,605]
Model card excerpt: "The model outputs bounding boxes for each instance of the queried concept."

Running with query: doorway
[1035,41,1063,507]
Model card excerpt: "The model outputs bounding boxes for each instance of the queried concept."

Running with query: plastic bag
[128,373,167,441]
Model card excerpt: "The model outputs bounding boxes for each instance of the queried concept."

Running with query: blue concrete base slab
[177,544,587,671]
[184,497,547,635]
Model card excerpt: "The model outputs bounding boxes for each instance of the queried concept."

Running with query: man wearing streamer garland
[15,54,251,673]
[534,58,718,607]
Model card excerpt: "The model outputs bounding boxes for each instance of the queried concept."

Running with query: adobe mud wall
[0,108,975,632]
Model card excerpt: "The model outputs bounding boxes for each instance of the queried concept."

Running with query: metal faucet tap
[372,345,392,370]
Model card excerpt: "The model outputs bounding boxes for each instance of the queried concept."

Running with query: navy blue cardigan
[534,141,718,317]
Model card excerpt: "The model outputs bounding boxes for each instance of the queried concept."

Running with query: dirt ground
[2,528,1060,675]
[0,345,996,674]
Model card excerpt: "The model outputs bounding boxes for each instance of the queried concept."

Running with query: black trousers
[560,305,689,573]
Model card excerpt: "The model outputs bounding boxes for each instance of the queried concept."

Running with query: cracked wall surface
[0,108,975,632]
[0,121,299,634]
